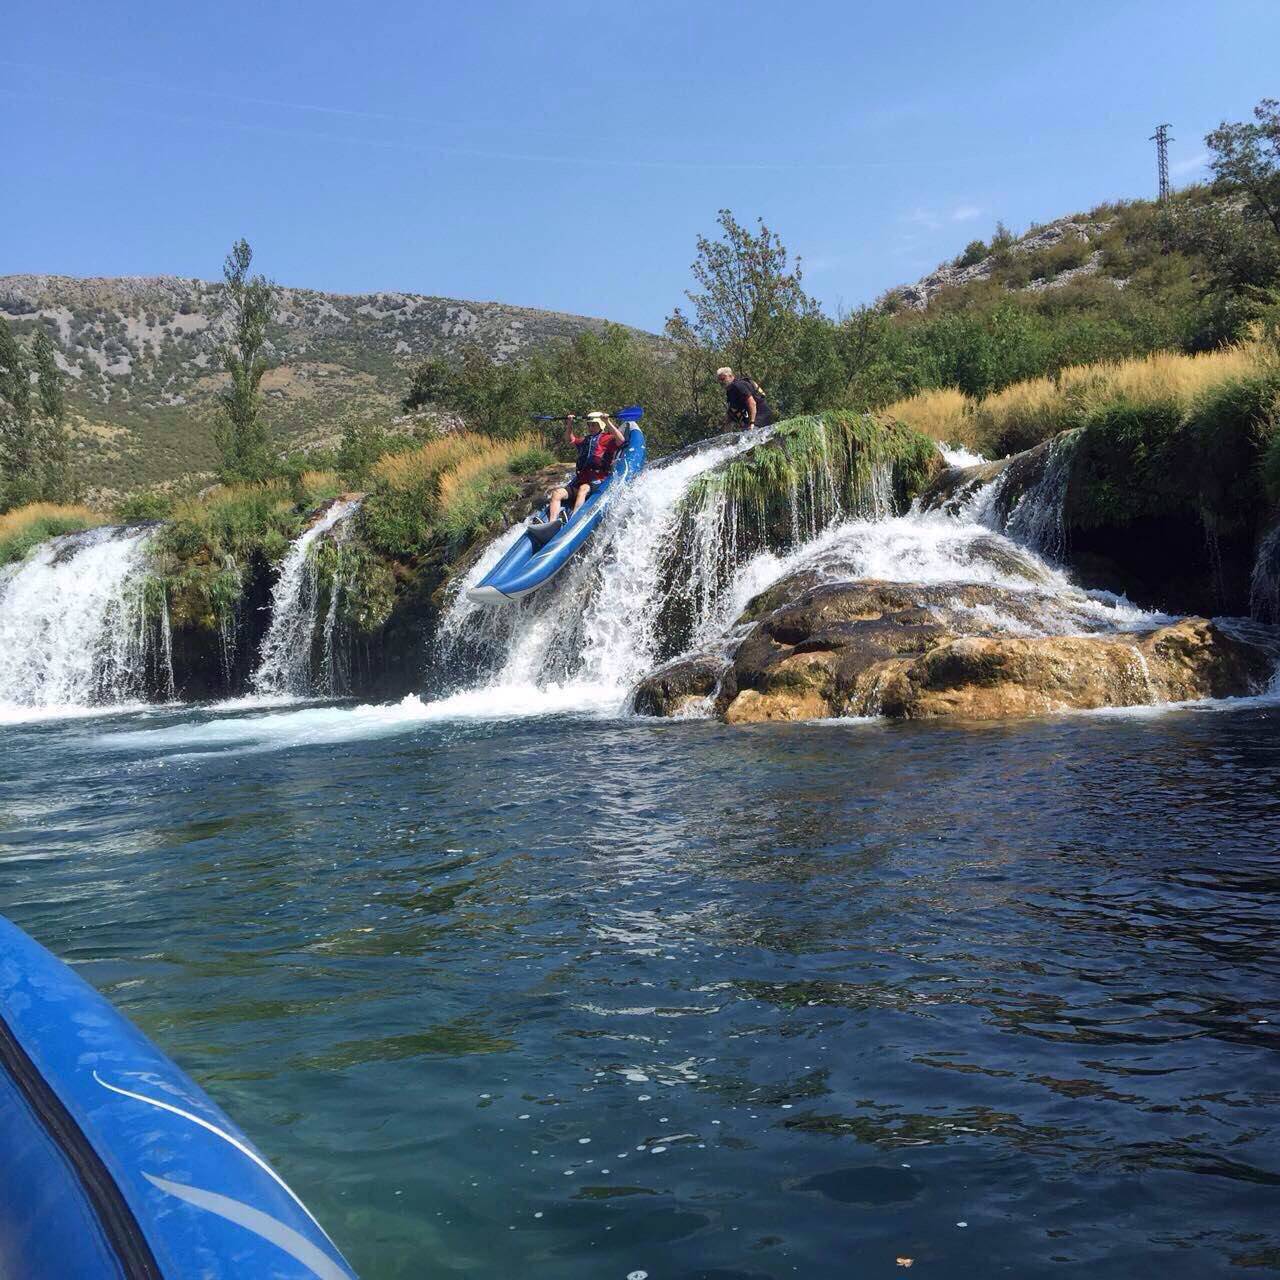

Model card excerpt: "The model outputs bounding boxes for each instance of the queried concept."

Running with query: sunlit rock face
[636,576,1277,725]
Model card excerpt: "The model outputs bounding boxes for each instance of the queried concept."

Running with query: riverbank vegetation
[683,411,939,542]
[0,502,101,566]
[886,341,1277,457]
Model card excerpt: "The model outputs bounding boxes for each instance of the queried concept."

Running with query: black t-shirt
[725,377,773,425]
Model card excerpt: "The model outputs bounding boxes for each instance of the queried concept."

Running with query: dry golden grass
[0,502,105,565]
[436,434,545,513]
[1067,345,1259,409]
[373,434,483,492]
[0,502,102,542]
[885,343,1268,457]
[882,388,979,449]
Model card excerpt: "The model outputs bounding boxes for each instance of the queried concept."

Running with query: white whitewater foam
[717,509,1167,639]
[251,500,360,697]
[93,684,624,758]
[0,525,159,715]
[940,444,986,469]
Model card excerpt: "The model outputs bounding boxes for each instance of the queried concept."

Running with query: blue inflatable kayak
[468,426,646,603]
[0,915,357,1280]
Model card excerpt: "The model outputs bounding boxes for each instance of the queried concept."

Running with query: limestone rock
[678,574,1276,726]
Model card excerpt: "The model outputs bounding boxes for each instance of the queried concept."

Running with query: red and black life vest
[574,430,621,479]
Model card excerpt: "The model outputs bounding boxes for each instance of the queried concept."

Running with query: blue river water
[2,697,1278,1278]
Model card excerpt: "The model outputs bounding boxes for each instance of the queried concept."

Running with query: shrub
[955,240,988,269]
[294,469,344,507]
[885,343,1275,459]
[115,492,173,522]
[159,481,298,565]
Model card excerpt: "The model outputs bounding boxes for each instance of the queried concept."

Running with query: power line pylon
[1149,123,1172,202]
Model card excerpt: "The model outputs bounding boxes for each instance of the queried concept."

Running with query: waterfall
[434,422,1167,718]
[250,499,361,697]
[0,526,164,715]
[1002,433,1076,561]
[1251,525,1280,625]
[436,430,772,699]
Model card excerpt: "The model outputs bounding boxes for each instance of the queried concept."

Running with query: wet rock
[632,652,727,718]
[917,458,1008,514]
[875,619,1274,720]
[672,575,1277,725]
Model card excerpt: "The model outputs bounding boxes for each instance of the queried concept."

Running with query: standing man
[717,367,775,430]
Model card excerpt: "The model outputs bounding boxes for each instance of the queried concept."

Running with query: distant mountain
[0,274,643,500]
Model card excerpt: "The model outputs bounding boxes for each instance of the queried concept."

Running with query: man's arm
[565,414,580,445]
[743,393,757,426]
[606,420,626,443]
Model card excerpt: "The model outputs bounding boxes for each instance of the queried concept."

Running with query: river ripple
[1,700,1278,1278]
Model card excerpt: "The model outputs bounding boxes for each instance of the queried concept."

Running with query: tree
[336,414,388,485]
[403,356,459,413]
[672,209,819,404]
[0,317,74,510]
[1207,98,1280,236]
[31,330,71,501]
[215,239,276,483]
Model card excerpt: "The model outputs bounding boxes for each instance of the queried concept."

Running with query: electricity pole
[1149,123,1172,202]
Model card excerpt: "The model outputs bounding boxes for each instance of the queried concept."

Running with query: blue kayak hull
[468,428,646,603]
[0,915,357,1279]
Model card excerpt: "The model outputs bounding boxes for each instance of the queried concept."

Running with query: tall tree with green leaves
[0,318,74,510]
[669,209,818,407]
[1207,98,1280,237]
[215,239,276,483]
[31,329,72,501]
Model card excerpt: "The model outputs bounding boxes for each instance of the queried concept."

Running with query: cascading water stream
[1001,433,1076,560]
[251,499,361,697]
[436,430,772,704]
[434,423,1179,719]
[1250,524,1280,625]
[0,526,165,715]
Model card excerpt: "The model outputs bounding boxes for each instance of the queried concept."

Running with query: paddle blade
[615,405,644,421]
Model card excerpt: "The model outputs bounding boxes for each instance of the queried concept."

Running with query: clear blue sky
[3,0,1276,332]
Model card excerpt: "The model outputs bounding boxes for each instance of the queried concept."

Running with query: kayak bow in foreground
[0,915,357,1280]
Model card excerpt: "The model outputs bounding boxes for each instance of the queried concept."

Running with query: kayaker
[544,410,626,525]
[717,367,774,429]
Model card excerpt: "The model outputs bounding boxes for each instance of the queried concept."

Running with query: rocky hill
[891,214,1124,311]
[884,185,1232,315]
[0,274,641,499]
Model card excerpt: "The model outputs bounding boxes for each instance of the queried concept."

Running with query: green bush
[1065,372,1280,536]
[115,492,173,522]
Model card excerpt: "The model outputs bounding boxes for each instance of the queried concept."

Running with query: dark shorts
[554,475,606,497]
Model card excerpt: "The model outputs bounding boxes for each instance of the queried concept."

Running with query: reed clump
[363,430,555,555]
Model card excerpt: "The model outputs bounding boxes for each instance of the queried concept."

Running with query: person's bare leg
[570,482,591,514]
[546,486,568,522]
